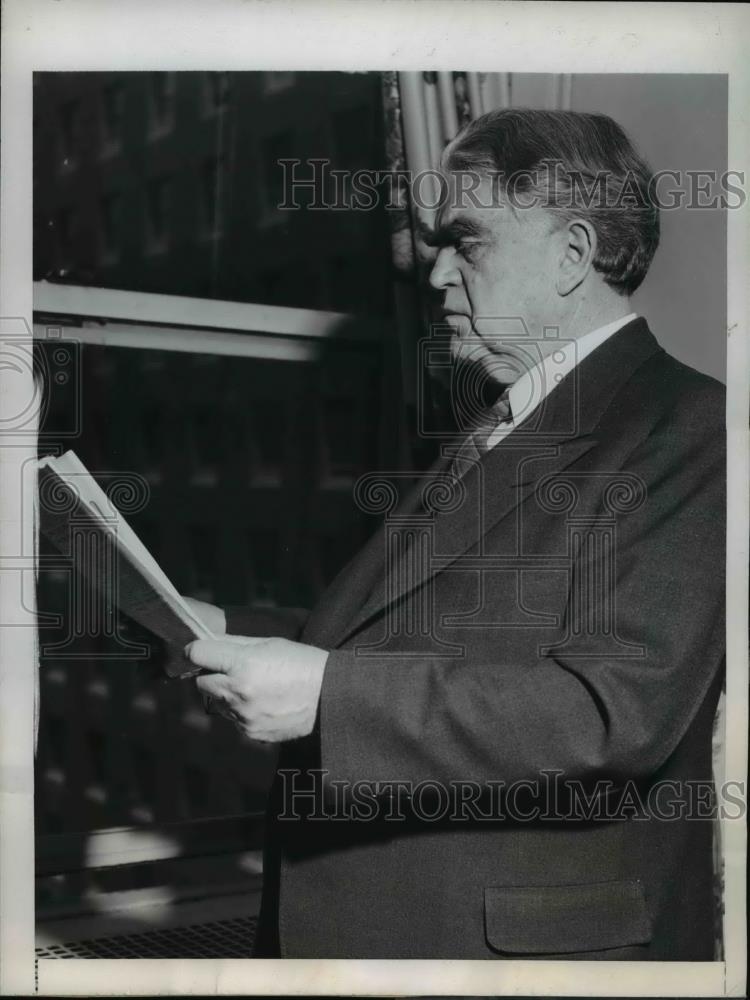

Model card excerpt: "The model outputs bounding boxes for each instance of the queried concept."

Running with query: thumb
[185,635,270,673]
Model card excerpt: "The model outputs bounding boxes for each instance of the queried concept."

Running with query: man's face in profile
[428,172,563,385]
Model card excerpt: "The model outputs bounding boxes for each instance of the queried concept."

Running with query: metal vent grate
[36,915,257,959]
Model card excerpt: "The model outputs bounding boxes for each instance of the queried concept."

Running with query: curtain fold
[381,71,522,467]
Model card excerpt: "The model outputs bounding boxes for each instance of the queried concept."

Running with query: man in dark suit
[185,109,725,960]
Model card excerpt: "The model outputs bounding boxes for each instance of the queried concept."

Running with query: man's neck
[502,308,637,433]
[562,294,634,343]
[530,297,633,367]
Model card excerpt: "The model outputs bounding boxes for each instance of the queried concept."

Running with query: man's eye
[456,240,482,259]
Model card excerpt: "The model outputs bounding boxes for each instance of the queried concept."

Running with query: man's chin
[449,327,482,365]
[481,358,525,384]
[452,339,511,375]
[450,352,525,401]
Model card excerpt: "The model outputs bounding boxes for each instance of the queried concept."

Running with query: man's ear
[556,219,597,296]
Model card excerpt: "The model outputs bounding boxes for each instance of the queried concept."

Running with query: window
[100,82,125,155]
[55,207,76,270]
[248,527,281,606]
[34,70,392,312]
[259,130,294,222]
[263,71,295,95]
[98,193,121,265]
[145,176,170,254]
[147,72,176,138]
[201,156,224,239]
[330,104,377,209]
[331,105,371,170]
[258,267,284,302]
[203,72,231,115]
[33,114,40,177]
[58,99,81,170]
[189,524,217,597]
[323,395,359,479]
[327,251,370,312]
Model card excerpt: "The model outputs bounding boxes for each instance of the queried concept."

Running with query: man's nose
[428,248,460,292]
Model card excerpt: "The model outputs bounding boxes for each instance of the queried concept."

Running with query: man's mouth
[440,310,471,330]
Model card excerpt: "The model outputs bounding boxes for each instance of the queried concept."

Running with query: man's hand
[183,596,227,636]
[186,635,328,742]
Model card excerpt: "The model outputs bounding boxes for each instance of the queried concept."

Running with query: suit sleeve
[319,392,725,790]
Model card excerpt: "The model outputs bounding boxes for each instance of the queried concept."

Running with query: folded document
[37,450,214,677]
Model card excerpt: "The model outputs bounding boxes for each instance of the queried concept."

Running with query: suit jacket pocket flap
[484,880,652,954]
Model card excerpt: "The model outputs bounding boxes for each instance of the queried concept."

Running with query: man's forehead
[443,170,502,209]
[433,170,554,240]
[434,171,504,228]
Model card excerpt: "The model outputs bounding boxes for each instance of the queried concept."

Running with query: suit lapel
[301,465,431,648]
[334,319,662,648]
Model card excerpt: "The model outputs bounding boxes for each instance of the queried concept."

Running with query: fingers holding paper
[182,596,227,636]
[187,635,328,742]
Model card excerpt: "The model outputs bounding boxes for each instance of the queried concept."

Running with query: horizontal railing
[33,281,387,361]
[36,812,266,876]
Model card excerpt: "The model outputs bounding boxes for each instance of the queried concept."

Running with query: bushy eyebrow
[419,216,489,249]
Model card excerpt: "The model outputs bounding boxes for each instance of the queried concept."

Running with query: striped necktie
[450,389,513,478]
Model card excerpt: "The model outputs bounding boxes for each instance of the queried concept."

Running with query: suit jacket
[227,318,726,960]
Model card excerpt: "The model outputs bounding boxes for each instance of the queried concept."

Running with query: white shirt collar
[505,313,638,431]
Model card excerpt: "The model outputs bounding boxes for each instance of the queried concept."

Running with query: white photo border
[1,1,747,996]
